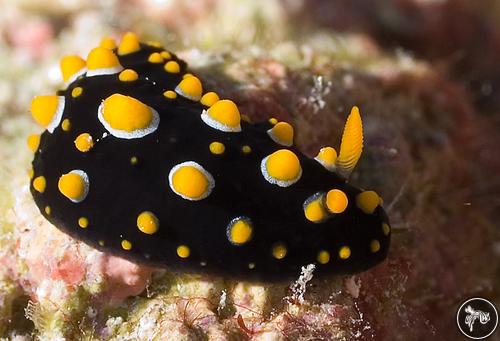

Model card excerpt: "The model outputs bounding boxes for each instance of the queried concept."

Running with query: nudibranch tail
[27,33,390,281]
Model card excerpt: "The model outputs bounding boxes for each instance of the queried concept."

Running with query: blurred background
[0,0,499,340]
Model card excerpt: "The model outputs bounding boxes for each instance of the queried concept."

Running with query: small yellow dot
[148,52,163,63]
[71,87,83,98]
[44,206,51,215]
[78,217,89,228]
[242,145,252,154]
[339,246,351,260]
[163,90,177,99]
[317,250,330,264]
[356,191,381,214]
[28,169,34,179]
[146,40,163,48]
[177,245,190,258]
[27,134,40,152]
[248,263,256,269]
[370,240,381,253]
[160,51,171,60]
[130,156,138,165]
[119,69,139,82]
[272,243,287,260]
[209,141,225,155]
[269,118,278,125]
[137,211,159,235]
[75,133,94,152]
[200,92,219,107]
[33,176,46,193]
[61,119,71,132]
[325,189,348,214]
[382,223,391,236]
[227,217,253,245]
[121,239,132,250]
[164,61,180,73]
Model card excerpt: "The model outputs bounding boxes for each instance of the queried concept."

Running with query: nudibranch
[28,32,390,281]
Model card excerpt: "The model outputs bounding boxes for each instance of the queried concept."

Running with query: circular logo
[456,297,498,339]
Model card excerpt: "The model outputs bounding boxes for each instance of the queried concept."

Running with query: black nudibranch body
[28,33,390,281]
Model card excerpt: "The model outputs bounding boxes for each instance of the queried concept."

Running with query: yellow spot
[272,243,287,260]
[227,218,253,245]
[30,95,61,129]
[177,245,190,258]
[61,119,71,132]
[44,206,51,215]
[99,36,116,50]
[163,90,177,99]
[160,51,171,59]
[169,162,213,201]
[202,99,241,132]
[242,145,252,154]
[121,239,132,250]
[339,246,351,260]
[317,250,330,264]
[28,169,34,179]
[315,147,337,170]
[130,156,138,165]
[262,149,302,186]
[78,217,89,228]
[164,61,180,73]
[183,73,194,79]
[58,170,88,202]
[27,134,40,152]
[269,118,278,125]
[356,191,380,214]
[304,194,327,223]
[148,52,163,63]
[336,106,363,178]
[209,142,225,155]
[118,32,140,55]
[137,211,159,235]
[71,87,83,98]
[75,133,94,152]
[101,94,153,132]
[326,189,348,214]
[370,240,381,253]
[60,55,86,82]
[119,69,138,82]
[176,76,203,101]
[146,40,163,48]
[267,121,294,146]
[33,176,46,193]
[86,47,122,74]
[382,223,391,236]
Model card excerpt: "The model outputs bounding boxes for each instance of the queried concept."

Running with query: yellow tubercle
[339,246,351,260]
[303,194,327,223]
[60,55,86,83]
[148,52,163,63]
[175,76,203,101]
[382,223,391,236]
[325,189,348,214]
[163,90,177,99]
[160,51,171,60]
[45,206,51,215]
[30,95,61,129]
[119,69,138,82]
[169,162,213,201]
[370,240,381,253]
[58,170,88,203]
[269,118,278,125]
[61,119,71,132]
[75,133,94,152]
[27,134,40,152]
[164,61,180,73]
[315,147,337,170]
[33,176,46,193]
[227,218,253,245]
[121,240,132,250]
[242,145,252,154]
[177,245,190,258]
[99,36,116,50]
[71,87,83,98]
[200,92,219,107]
[267,121,294,146]
[146,40,163,48]
[209,141,225,155]
[272,243,287,260]
[202,99,241,132]
[183,73,194,79]
[86,47,122,75]
[137,211,159,235]
[28,169,34,179]
[262,149,302,186]
[317,250,330,264]
[78,217,89,228]
[118,32,141,55]
[356,190,380,214]
[101,94,152,132]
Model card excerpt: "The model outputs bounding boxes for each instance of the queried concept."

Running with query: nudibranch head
[28,33,390,281]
